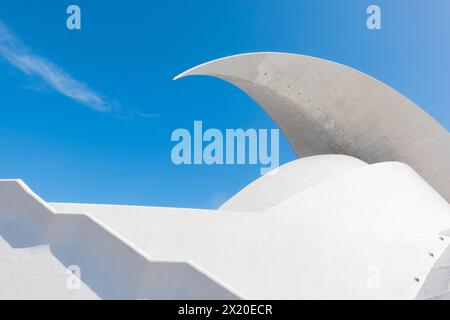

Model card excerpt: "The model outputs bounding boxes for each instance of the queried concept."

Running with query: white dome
[221,154,367,213]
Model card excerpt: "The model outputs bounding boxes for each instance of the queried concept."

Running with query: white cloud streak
[0,22,111,112]
[136,112,161,119]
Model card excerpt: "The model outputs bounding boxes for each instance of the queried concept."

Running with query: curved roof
[50,162,450,299]
[174,52,450,202]
[220,154,367,213]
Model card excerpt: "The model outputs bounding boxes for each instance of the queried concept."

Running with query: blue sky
[0,0,448,209]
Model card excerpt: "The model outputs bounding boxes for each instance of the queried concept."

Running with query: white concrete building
[0,53,449,299]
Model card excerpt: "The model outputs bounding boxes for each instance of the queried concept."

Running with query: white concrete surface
[50,160,450,299]
[0,180,241,300]
[220,154,367,212]
[1,157,450,299]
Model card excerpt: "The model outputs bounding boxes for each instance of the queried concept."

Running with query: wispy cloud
[136,112,161,119]
[0,21,111,112]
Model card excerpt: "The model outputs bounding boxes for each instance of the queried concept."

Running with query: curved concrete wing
[174,52,450,202]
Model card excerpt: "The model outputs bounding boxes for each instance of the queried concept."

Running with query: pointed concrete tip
[172,70,189,81]
[172,63,208,81]
[172,52,298,81]
[172,57,219,81]
[172,53,260,81]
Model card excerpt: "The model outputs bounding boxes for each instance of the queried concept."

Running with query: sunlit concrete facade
[0,53,449,299]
